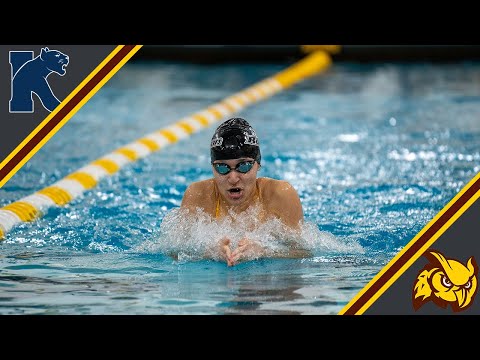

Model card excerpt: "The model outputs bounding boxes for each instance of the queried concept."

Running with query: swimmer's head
[210,118,261,164]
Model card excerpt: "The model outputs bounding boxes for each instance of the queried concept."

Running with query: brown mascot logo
[413,250,478,312]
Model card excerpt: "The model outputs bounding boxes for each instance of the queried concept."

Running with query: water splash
[135,207,364,263]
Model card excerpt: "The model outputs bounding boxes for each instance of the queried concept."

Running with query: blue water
[1,60,479,314]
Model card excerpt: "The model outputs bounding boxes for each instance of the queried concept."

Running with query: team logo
[211,134,223,148]
[243,128,259,146]
[9,47,69,113]
[413,250,478,312]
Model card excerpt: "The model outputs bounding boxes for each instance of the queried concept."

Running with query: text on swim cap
[211,134,223,148]
[243,129,259,146]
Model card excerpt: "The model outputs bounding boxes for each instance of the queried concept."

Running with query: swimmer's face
[212,157,259,207]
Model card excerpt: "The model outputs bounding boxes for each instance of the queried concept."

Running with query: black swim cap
[210,118,261,164]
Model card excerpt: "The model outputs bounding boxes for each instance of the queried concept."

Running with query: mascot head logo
[39,47,69,76]
[413,250,478,312]
[9,47,70,113]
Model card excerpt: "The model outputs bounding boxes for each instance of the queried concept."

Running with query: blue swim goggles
[213,161,255,175]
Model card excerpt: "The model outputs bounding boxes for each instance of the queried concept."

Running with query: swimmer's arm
[180,184,198,211]
[270,181,304,231]
[269,181,312,257]
[229,236,311,265]
[180,182,207,213]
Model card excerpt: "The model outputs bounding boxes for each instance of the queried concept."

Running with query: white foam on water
[134,206,364,263]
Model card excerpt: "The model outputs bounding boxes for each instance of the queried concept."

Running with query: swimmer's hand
[203,237,232,265]
[229,238,265,266]
[213,237,308,267]
[219,237,234,267]
[214,237,264,267]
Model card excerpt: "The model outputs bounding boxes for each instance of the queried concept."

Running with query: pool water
[1,60,479,314]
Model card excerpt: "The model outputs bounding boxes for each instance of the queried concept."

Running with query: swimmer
[180,117,309,266]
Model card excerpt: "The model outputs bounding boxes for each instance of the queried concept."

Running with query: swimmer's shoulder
[183,179,215,201]
[181,179,216,214]
[257,177,303,228]
[257,177,297,198]
[186,179,215,193]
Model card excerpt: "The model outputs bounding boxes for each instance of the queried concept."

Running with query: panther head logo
[10,46,70,113]
[40,47,69,76]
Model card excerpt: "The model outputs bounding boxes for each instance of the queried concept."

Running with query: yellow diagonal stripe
[0,46,143,189]
[0,46,126,175]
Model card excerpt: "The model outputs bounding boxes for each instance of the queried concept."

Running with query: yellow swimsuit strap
[215,195,220,218]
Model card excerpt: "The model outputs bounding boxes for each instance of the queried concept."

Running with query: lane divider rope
[0,50,332,240]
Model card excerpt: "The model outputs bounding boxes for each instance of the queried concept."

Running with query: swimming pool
[1,59,479,315]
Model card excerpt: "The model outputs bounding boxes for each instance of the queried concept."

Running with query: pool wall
[135,45,480,63]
